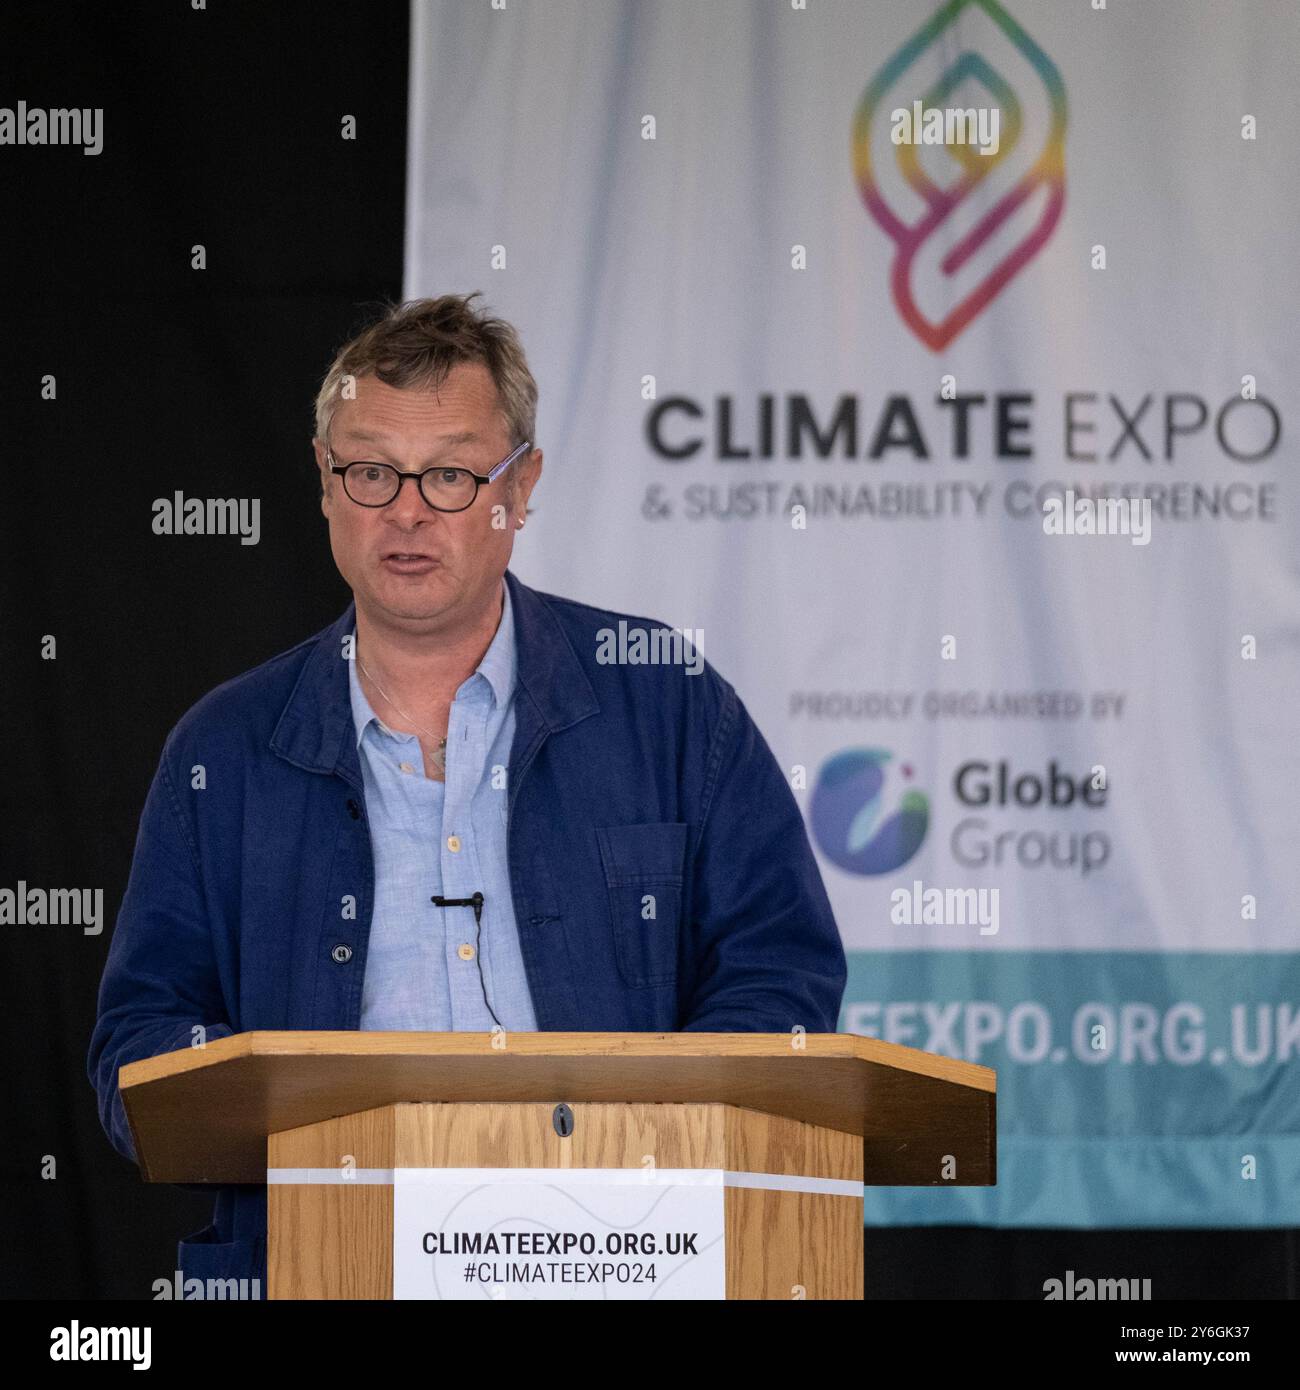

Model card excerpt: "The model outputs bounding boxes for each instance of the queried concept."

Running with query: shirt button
[457,943,476,961]
[331,944,353,964]
[398,761,415,775]
[447,835,461,852]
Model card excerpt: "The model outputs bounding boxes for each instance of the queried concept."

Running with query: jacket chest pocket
[595,822,688,988]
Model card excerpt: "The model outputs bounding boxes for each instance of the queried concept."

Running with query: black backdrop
[1,1,1293,1301]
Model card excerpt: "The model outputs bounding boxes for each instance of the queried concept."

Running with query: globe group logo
[851,0,1067,351]
[810,748,930,876]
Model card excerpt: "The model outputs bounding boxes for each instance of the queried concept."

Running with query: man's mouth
[380,551,440,574]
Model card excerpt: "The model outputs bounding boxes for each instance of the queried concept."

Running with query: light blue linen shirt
[349,581,538,1031]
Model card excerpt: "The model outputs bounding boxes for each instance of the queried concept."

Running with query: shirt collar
[270,570,599,788]
[347,578,516,749]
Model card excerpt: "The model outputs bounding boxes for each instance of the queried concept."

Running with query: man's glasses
[326,439,531,513]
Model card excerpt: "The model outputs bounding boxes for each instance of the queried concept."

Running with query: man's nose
[387,473,435,522]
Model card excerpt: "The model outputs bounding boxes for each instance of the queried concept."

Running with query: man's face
[314,363,541,631]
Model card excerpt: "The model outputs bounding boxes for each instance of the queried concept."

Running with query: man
[88,293,846,1294]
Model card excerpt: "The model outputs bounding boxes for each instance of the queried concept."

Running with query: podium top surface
[120,1031,995,1186]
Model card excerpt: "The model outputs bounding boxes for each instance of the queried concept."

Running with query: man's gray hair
[313,293,538,453]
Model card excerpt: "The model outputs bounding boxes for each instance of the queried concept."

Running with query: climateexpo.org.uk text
[846,1000,1298,1066]
[423,1229,700,1257]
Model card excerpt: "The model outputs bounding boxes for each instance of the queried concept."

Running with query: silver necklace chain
[356,654,447,771]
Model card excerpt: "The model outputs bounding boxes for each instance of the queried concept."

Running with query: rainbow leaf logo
[811,748,930,876]
[852,0,1067,350]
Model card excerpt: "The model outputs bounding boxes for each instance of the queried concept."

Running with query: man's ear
[516,447,543,516]
[312,437,331,513]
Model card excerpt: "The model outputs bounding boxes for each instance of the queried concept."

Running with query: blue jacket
[87,569,845,1294]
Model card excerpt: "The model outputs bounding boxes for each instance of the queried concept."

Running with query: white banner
[406,0,1300,1226]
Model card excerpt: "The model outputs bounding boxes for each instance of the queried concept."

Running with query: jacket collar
[269,568,598,784]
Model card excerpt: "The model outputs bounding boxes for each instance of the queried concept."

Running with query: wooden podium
[120,1031,995,1301]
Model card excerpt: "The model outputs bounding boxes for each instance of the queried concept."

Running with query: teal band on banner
[843,951,1300,1228]
[860,1135,1300,1229]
